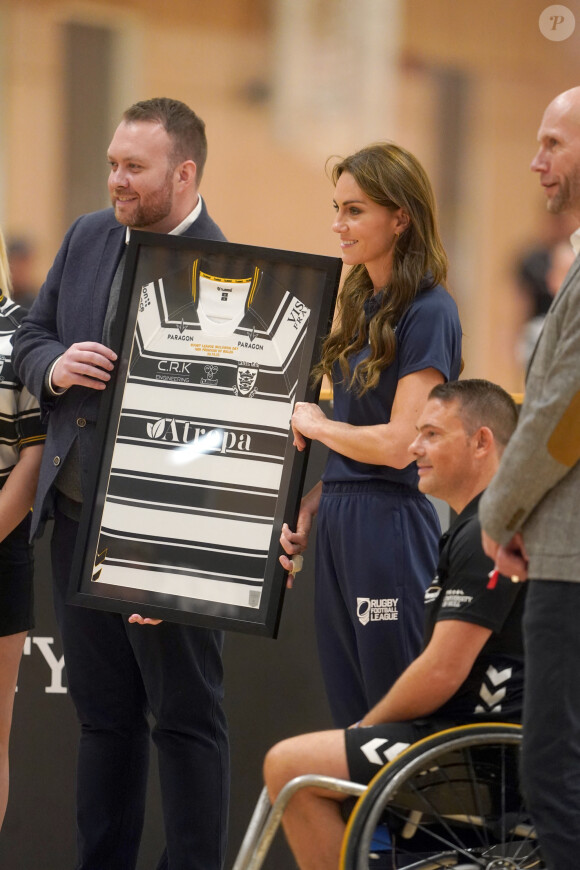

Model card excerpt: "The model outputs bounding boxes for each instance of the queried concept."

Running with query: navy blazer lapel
[91,224,126,338]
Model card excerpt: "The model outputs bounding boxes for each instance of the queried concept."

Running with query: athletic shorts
[345,718,453,785]
[0,513,34,637]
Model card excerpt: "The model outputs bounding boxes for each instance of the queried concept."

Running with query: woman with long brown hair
[0,229,44,827]
[280,142,462,727]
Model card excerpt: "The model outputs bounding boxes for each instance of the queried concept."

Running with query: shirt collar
[570,227,580,257]
[436,491,484,555]
[123,194,203,244]
[444,491,484,540]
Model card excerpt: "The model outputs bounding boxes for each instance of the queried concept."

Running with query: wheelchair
[233,722,545,870]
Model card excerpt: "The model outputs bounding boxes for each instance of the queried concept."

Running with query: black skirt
[0,513,34,636]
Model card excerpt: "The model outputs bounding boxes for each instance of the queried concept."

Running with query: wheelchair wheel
[340,723,545,870]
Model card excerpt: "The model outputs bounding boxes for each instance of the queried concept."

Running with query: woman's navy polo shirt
[322,282,462,487]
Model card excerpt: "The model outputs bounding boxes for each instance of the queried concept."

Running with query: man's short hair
[123,97,208,181]
[429,379,518,447]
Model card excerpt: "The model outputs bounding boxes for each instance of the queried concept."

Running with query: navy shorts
[0,513,34,636]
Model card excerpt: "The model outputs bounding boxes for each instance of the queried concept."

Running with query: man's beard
[547,169,580,214]
[114,169,174,228]
[124,188,173,228]
[547,181,569,213]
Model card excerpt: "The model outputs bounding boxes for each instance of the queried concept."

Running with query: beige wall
[1,0,579,390]
[0,1,337,278]
[402,0,580,389]
[2,4,64,275]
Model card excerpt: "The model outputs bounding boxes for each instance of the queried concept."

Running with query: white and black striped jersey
[93,259,310,610]
[0,293,45,487]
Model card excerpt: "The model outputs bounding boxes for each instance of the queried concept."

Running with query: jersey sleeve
[436,520,521,634]
[396,285,462,382]
[11,216,84,408]
[15,384,46,450]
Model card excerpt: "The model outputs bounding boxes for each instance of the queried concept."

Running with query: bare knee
[264,729,349,807]
[263,736,308,802]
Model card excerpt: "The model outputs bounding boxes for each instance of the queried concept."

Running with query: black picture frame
[68,232,341,637]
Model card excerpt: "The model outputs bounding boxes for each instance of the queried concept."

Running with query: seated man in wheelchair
[264,378,525,870]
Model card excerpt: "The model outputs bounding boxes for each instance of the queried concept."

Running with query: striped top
[92,261,310,610]
[0,292,45,487]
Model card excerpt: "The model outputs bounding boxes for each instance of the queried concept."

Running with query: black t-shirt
[423,493,526,722]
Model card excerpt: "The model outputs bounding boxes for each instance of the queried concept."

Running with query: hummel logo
[474,664,513,714]
[360,738,410,766]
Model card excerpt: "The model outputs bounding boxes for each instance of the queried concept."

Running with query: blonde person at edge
[280,143,462,727]
[0,228,45,828]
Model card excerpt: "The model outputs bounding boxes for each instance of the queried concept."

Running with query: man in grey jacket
[480,86,580,870]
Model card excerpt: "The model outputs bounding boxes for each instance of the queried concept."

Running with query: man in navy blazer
[13,98,229,870]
